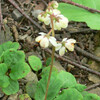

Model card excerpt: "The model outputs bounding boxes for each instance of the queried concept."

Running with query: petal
[62,38,67,42]
[35,36,44,42]
[65,43,75,51]
[39,32,46,36]
[53,9,61,16]
[49,37,57,46]
[40,37,49,48]
[59,46,65,56]
[55,43,62,51]
[44,14,51,25]
[67,39,76,44]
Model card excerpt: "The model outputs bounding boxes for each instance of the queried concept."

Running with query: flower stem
[44,46,55,100]
[44,15,55,100]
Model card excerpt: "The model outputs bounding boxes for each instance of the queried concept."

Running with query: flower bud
[38,14,45,22]
[52,1,59,9]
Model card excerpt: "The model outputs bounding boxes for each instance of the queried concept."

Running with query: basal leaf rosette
[0,63,10,88]
[1,49,25,68]
[2,79,19,95]
[10,62,30,80]
[0,41,19,57]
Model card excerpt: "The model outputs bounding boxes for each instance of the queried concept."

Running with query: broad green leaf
[58,0,100,30]
[54,88,83,100]
[82,91,100,100]
[26,81,37,98]
[19,94,32,100]
[41,66,58,78]
[57,71,77,88]
[10,62,30,80]
[28,56,42,71]
[72,84,87,92]
[35,75,62,100]
[2,79,19,95]
[0,41,19,56]
[35,67,61,100]
[0,63,10,88]
[2,49,25,68]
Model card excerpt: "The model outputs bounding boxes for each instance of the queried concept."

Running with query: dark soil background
[0,0,100,99]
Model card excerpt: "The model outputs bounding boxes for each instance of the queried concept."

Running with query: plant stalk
[44,47,55,100]
[44,15,55,100]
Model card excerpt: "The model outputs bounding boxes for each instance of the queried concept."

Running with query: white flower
[38,14,45,22]
[44,14,51,25]
[65,39,76,51]
[59,46,66,56]
[40,37,49,48]
[53,9,61,16]
[58,15,69,28]
[35,32,57,48]
[55,38,76,56]
[52,1,59,9]
[38,14,50,25]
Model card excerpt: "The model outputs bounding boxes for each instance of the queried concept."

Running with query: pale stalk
[44,15,55,100]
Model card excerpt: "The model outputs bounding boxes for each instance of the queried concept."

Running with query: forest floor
[0,0,100,99]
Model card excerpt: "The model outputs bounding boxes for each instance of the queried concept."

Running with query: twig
[41,0,48,7]
[18,3,34,25]
[85,83,100,91]
[45,49,100,77]
[61,0,100,13]
[75,46,100,62]
[8,0,46,32]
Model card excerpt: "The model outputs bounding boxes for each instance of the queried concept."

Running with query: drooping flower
[55,38,76,56]
[35,32,57,48]
[65,39,76,51]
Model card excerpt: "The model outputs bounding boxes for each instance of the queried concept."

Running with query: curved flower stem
[44,15,55,100]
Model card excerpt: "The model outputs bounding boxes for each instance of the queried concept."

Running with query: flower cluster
[35,1,76,56]
[35,32,76,56]
[38,1,68,30]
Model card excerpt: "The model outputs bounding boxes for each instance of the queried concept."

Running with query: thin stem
[44,47,55,100]
[44,15,55,100]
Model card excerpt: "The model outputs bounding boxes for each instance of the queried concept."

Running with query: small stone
[88,74,100,83]
[67,64,74,68]
[24,71,38,82]
[31,10,43,18]
[88,87,100,96]
[12,9,23,21]
[8,93,18,100]
[53,61,65,72]
[81,57,88,64]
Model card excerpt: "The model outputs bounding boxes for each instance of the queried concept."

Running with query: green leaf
[10,62,30,80]
[46,57,55,66]
[28,56,42,71]
[82,91,100,100]
[2,49,25,68]
[41,66,58,78]
[0,41,19,56]
[72,84,87,92]
[35,67,61,100]
[58,0,100,30]
[54,88,83,100]
[26,81,37,98]
[0,63,10,88]
[57,71,77,88]
[19,94,32,100]
[2,79,19,95]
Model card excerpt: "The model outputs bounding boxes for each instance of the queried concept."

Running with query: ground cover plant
[0,0,100,100]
